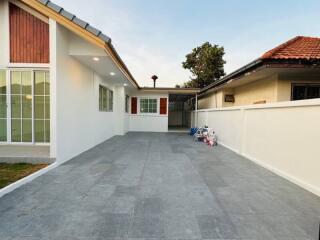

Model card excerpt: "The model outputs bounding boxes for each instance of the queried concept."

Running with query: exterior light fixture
[123,83,128,86]
[93,57,100,61]
[110,72,116,76]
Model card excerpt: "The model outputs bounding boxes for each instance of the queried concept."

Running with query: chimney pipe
[151,75,158,88]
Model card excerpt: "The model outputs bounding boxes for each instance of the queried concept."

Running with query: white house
[0,0,199,164]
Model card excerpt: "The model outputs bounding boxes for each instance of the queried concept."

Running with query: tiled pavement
[0,132,319,240]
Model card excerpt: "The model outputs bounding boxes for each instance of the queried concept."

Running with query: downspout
[195,93,198,128]
[189,99,193,128]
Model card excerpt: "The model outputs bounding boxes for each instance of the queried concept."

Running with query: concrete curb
[0,162,59,198]
[0,157,55,164]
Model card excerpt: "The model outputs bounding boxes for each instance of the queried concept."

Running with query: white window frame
[99,84,113,112]
[138,97,159,115]
[0,68,50,146]
[0,70,9,143]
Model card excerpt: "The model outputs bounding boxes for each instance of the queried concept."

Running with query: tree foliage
[182,42,226,88]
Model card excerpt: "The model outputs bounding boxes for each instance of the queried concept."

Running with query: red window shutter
[160,98,167,115]
[131,97,137,114]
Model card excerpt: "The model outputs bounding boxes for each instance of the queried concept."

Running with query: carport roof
[140,87,200,94]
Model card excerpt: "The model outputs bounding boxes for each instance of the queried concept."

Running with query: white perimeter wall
[51,22,126,163]
[193,99,320,196]
[129,92,168,132]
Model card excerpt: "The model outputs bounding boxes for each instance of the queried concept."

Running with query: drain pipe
[195,93,198,128]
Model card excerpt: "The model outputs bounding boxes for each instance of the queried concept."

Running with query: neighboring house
[198,36,320,109]
[0,0,199,163]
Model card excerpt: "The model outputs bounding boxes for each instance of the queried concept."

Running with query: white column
[49,19,57,159]
[114,85,126,136]
[239,107,247,154]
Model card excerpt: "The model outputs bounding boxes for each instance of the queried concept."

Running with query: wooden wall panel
[9,3,49,63]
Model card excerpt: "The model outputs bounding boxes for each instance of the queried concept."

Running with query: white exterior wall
[51,23,124,163]
[129,92,168,132]
[193,99,320,196]
[0,0,9,67]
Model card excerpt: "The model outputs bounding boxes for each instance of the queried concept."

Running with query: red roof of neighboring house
[261,36,320,60]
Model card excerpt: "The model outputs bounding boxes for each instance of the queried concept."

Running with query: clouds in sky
[54,0,320,87]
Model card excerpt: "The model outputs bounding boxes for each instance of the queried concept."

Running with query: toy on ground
[193,126,208,141]
[193,126,218,146]
[206,129,217,146]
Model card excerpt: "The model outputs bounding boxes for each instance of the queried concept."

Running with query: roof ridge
[302,36,320,40]
[260,36,302,59]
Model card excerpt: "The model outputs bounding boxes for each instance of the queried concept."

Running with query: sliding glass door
[0,70,50,144]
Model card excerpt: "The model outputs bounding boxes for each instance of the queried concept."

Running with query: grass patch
[0,163,48,189]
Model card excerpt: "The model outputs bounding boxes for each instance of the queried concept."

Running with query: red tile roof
[261,36,320,60]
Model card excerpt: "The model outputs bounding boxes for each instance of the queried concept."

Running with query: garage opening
[168,94,196,132]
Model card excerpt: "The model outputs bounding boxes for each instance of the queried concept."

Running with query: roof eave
[200,58,263,94]
[21,0,140,89]
[200,57,320,96]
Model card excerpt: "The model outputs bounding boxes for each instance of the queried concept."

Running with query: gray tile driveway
[0,132,320,240]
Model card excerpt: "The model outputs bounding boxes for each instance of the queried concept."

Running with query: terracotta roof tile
[261,36,320,60]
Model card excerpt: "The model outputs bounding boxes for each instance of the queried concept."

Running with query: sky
[54,0,320,87]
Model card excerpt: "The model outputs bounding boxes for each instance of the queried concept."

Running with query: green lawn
[0,163,48,189]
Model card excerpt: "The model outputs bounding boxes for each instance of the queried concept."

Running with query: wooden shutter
[131,97,137,114]
[160,98,167,115]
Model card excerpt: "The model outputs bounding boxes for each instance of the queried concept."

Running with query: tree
[182,42,226,88]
